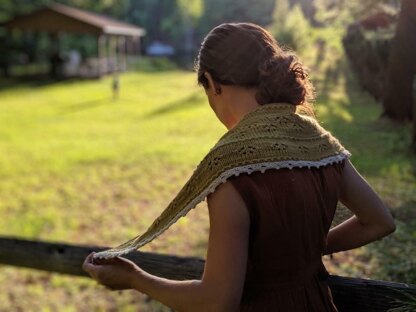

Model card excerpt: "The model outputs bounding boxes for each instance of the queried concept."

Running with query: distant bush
[269,4,312,52]
[343,24,395,101]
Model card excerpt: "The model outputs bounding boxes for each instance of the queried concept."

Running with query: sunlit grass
[0,69,218,311]
[0,71,221,243]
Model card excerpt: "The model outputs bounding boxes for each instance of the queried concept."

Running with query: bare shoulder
[207,181,250,227]
[340,160,375,200]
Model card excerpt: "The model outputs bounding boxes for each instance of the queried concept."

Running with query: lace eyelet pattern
[95,103,350,259]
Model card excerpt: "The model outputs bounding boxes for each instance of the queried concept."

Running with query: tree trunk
[382,0,416,121]
[413,76,416,152]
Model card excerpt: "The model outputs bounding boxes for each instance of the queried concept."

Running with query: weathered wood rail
[0,236,415,312]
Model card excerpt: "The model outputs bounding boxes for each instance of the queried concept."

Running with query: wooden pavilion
[3,3,146,78]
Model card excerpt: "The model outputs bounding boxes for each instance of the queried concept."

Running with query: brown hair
[195,23,315,106]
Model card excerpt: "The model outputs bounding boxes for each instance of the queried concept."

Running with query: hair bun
[256,53,314,106]
[196,23,315,107]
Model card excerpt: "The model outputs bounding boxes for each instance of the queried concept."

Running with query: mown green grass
[0,42,415,311]
[0,70,220,241]
[0,69,221,311]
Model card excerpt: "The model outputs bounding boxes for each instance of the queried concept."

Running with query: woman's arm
[83,181,250,312]
[324,160,396,255]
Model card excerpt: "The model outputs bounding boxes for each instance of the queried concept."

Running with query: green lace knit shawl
[94,103,350,259]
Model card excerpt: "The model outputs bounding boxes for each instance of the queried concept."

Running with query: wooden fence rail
[0,236,415,312]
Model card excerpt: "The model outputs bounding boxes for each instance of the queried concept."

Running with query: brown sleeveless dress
[228,161,345,311]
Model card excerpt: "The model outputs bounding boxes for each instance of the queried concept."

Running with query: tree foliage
[0,0,404,63]
[126,0,184,44]
[314,0,400,26]
[199,0,275,36]
[269,0,311,51]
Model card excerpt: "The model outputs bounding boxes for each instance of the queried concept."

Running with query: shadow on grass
[60,98,111,114]
[145,92,204,118]
[366,212,416,284]
[0,75,86,93]
[60,95,143,114]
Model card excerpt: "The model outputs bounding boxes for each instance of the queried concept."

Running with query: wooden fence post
[0,236,414,312]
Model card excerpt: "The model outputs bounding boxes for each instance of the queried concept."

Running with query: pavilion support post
[110,36,120,100]
[127,37,134,56]
[9,28,22,77]
[135,36,141,55]
[126,37,135,64]
[106,35,111,75]
[49,32,62,79]
[118,36,127,71]
[100,35,109,76]
[412,75,416,153]
[110,35,118,73]
[106,35,113,75]
[1,29,11,77]
[97,34,106,77]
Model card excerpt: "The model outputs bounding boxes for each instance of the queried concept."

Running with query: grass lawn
[0,68,222,311]
[0,47,415,311]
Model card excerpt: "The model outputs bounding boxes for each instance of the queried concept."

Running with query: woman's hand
[82,252,140,291]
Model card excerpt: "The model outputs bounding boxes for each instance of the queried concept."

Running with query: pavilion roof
[4,3,145,37]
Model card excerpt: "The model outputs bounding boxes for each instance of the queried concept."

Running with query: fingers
[83,252,122,272]
[82,253,135,291]
[94,257,119,265]
[82,252,98,274]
